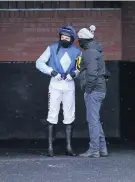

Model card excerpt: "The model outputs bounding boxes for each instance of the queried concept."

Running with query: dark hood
[82,39,103,53]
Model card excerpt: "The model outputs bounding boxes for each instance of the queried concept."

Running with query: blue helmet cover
[59,25,76,40]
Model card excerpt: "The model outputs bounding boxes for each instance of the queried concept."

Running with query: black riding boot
[48,124,54,157]
[65,124,77,156]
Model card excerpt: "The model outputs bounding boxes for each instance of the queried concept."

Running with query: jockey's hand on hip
[65,72,76,81]
[51,70,62,81]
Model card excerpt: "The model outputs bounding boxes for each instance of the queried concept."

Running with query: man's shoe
[79,150,100,158]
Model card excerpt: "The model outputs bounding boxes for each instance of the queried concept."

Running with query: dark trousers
[84,91,107,152]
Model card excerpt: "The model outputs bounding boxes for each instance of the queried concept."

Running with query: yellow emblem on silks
[76,56,82,71]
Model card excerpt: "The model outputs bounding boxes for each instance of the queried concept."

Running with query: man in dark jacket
[77,25,108,158]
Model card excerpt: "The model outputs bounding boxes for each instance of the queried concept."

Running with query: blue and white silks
[36,42,81,77]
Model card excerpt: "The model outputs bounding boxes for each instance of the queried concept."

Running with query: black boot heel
[66,148,77,156]
[65,124,77,156]
[48,148,54,157]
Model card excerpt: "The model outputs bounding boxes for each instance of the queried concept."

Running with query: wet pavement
[0,140,134,182]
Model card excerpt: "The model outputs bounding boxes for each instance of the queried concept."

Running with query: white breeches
[47,77,75,125]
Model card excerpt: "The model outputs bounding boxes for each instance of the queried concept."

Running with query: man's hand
[65,74,73,81]
[51,70,62,81]
[55,73,62,81]
[65,71,77,81]
[51,70,58,77]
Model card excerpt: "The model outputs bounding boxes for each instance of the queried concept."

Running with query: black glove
[70,72,76,79]
[51,70,58,77]
[104,68,111,81]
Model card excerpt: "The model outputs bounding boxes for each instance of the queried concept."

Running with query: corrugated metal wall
[0,1,121,9]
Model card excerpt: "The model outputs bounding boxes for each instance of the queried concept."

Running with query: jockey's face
[61,34,71,42]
